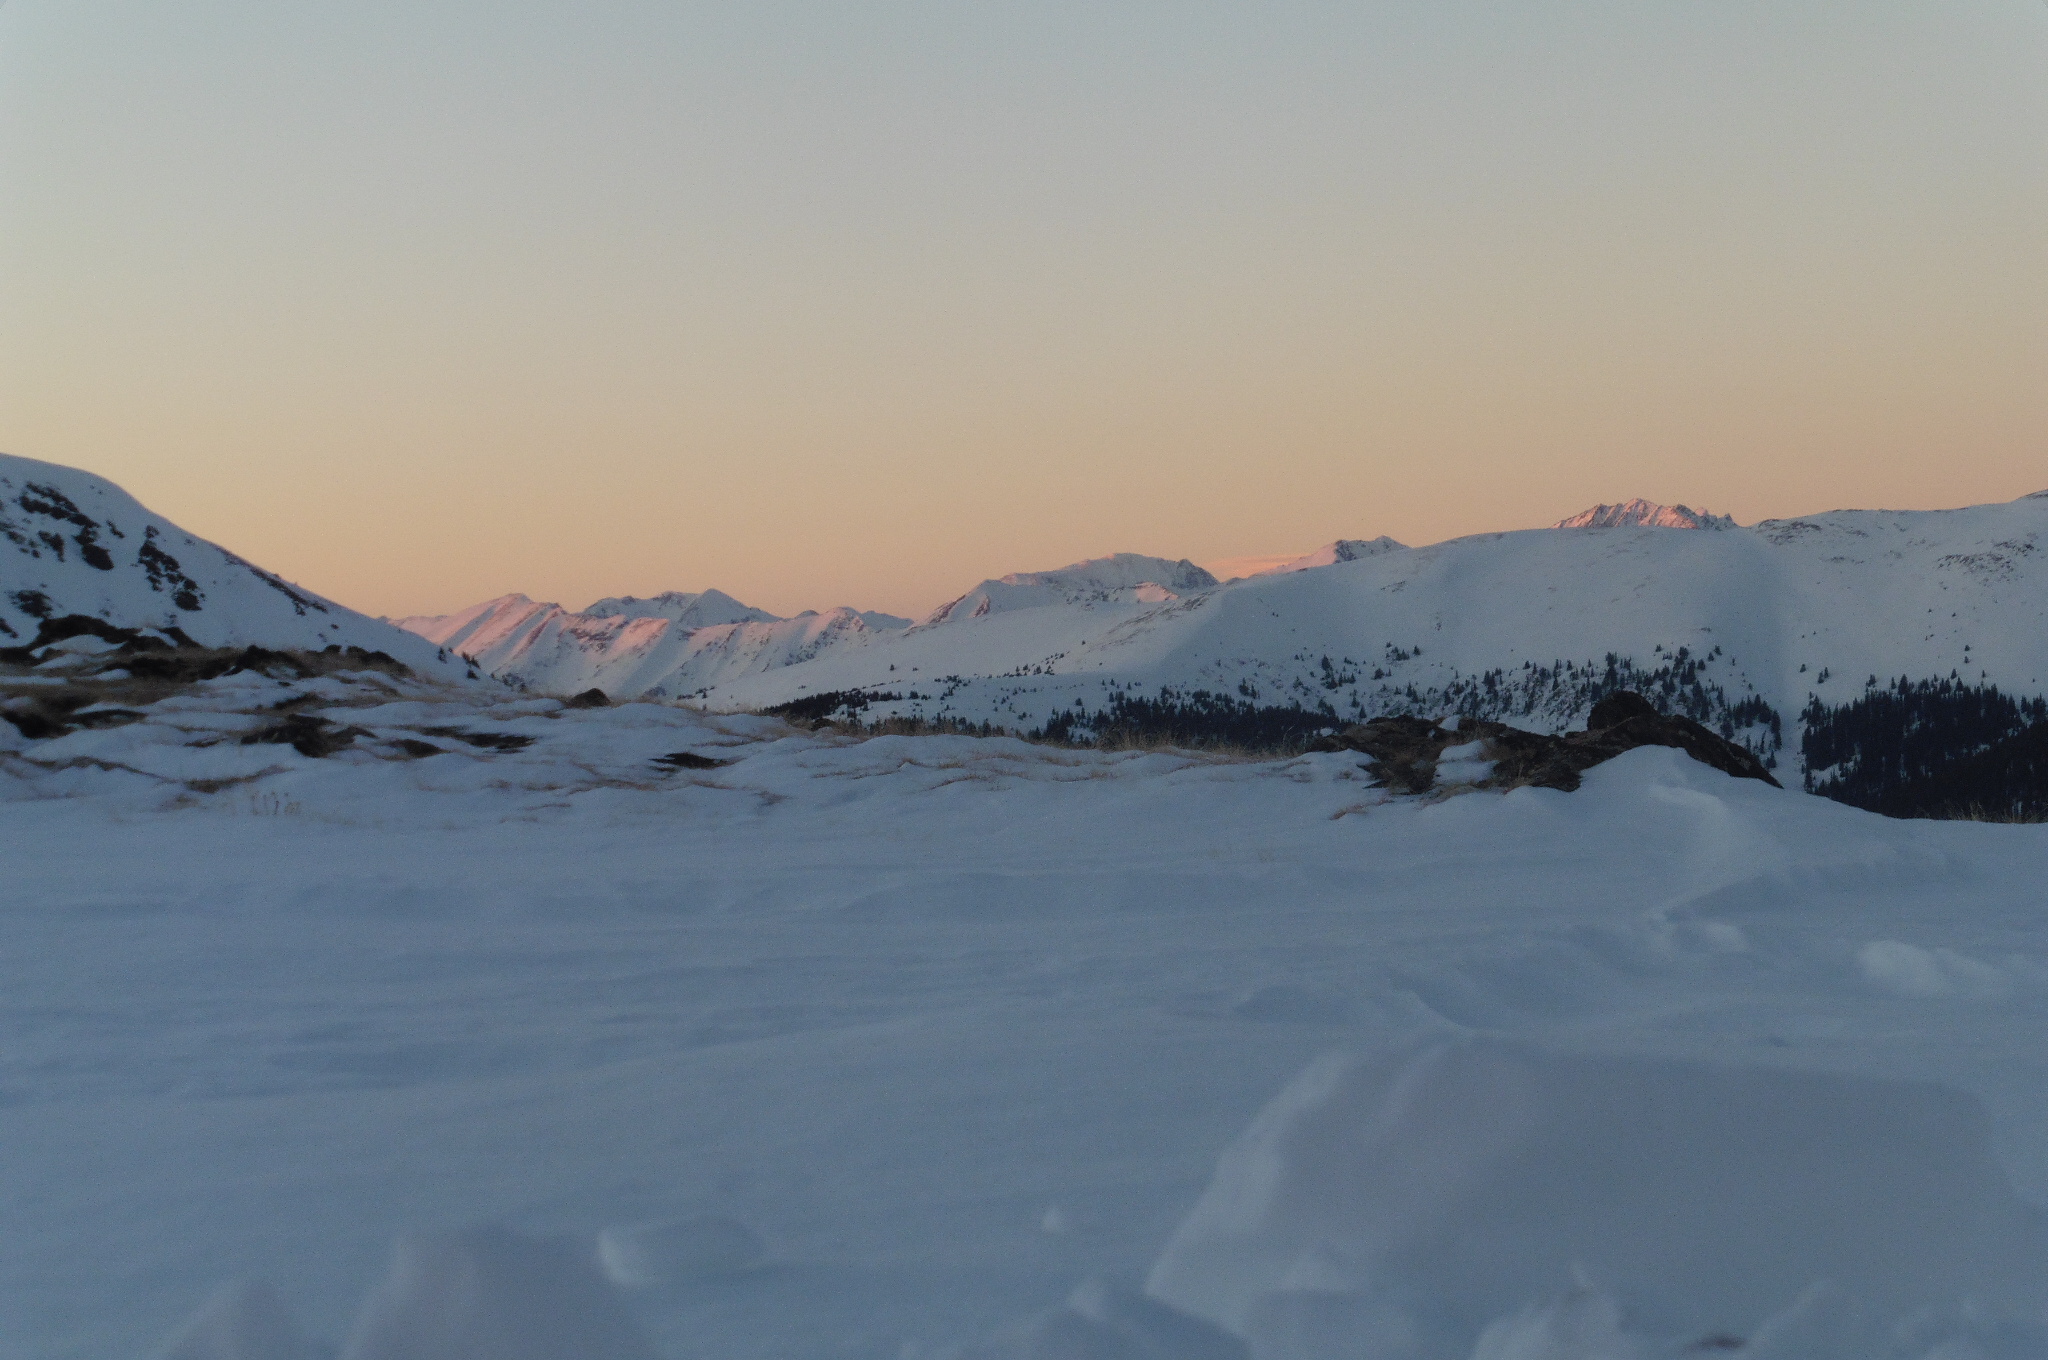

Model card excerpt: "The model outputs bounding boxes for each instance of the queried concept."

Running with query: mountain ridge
[1553,499,1735,530]
[10,450,2042,786]
[389,489,2048,783]
[0,452,463,675]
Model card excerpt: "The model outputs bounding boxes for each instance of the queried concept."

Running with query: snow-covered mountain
[917,553,1218,626]
[396,554,1219,704]
[580,589,778,628]
[391,489,2048,779]
[394,592,909,701]
[1554,498,1735,530]
[0,453,462,673]
[576,589,906,635]
[683,491,2048,776]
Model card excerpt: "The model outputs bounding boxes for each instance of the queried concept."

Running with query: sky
[2,1,2045,620]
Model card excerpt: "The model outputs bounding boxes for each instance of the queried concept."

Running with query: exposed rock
[240,714,371,759]
[1309,692,1779,794]
[564,688,611,708]
[651,750,732,771]
[2,639,413,745]
[1316,714,1444,794]
[418,727,536,752]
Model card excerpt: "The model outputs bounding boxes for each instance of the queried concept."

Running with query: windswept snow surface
[9,668,2048,1358]
[0,453,460,675]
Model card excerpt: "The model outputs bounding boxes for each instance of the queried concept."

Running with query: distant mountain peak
[580,589,779,628]
[993,553,1218,593]
[920,553,1218,628]
[1554,500,1735,530]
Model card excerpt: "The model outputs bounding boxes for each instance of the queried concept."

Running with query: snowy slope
[0,453,464,674]
[10,668,2048,1359]
[917,553,1219,625]
[1255,537,1407,575]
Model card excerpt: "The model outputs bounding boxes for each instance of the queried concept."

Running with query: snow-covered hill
[0,453,463,674]
[396,492,2048,780]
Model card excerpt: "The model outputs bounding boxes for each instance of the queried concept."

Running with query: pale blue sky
[3,2,2044,616]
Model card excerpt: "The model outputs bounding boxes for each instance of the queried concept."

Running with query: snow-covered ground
[8,661,2048,1358]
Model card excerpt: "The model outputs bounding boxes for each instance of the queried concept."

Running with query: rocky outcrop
[2,621,410,745]
[1310,691,1780,794]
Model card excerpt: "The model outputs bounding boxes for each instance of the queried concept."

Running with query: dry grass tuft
[1932,802,2048,824]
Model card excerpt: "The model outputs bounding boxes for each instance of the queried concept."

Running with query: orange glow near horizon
[2,2,2044,621]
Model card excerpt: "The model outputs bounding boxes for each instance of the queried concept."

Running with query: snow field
[7,678,2048,1357]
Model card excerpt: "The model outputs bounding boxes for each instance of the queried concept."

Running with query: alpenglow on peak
[1553,499,1735,530]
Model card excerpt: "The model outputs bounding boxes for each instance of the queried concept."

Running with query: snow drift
[595,1215,766,1287]
[1147,1038,2048,1357]
[154,1281,325,1360]
[966,1278,1249,1360]
[340,1226,657,1360]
